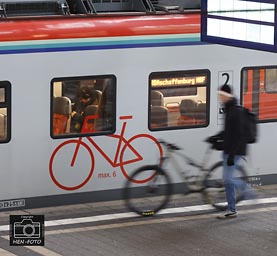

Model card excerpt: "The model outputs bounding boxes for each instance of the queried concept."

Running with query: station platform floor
[0,184,276,256]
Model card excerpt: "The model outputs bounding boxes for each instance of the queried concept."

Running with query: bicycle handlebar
[158,140,182,151]
[158,138,214,152]
[158,139,206,169]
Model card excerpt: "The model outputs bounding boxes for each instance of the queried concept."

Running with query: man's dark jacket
[221,97,247,156]
[211,97,247,157]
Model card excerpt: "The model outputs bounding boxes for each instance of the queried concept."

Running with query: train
[0,0,276,210]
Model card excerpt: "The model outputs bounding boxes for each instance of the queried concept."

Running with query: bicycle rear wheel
[202,161,248,211]
[123,165,172,216]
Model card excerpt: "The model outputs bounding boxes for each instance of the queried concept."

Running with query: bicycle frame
[159,141,213,183]
[70,115,144,168]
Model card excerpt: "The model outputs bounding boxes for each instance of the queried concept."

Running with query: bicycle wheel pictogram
[49,139,95,190]
[120,134,163,183]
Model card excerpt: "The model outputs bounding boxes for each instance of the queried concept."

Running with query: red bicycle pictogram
[49,115,163,190]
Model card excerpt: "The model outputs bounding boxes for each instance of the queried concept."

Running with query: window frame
[148,69,210,131]
[241,65,277,123]
[50,74,116,139]
[201,0,277,53]
[0,81,11,143]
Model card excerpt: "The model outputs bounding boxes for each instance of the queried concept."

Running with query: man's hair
[218,84,232,97]
[79,86,93,99]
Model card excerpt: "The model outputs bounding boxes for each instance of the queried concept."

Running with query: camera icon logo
[14,219,41,239]
[10,215,44,246]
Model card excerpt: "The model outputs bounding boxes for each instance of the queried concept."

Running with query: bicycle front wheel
[202,161,248,211]
[123,165,172,216]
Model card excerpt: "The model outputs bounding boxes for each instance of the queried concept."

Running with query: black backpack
[239,106,258,144]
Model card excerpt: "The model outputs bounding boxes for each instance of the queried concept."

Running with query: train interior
[150,88,207,128]
[52,77,116,136]
[0,88,7,140]
[149,73,208,129]
[243,68,277,121]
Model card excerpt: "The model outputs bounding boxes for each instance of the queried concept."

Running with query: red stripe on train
[0,14,200,42]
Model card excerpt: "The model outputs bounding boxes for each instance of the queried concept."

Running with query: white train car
[0,0,276,210]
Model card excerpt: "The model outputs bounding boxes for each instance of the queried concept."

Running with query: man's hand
[71,111,76,117]
[227,155,234,166]
[206,135,217,143]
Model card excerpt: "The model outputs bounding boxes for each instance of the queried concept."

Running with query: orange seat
[195,102,207,124]
[53,113,69,135]
[151,106,168,128]
[52,97,71,135]
[81,105,98,133]
[151,90,164,106]
[177,99,197,126]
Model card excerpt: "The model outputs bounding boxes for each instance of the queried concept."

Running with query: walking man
[210,84,250,218]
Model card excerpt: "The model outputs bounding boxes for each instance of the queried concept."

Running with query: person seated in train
[70,86,98,133]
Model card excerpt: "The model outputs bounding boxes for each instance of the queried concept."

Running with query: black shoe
[217,211,237,219]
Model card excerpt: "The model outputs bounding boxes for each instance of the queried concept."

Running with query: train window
[51,75,116,138]
[265,69,277,93]
[149,70,210,130]
[0,82,11,143]
[241,67,277,122]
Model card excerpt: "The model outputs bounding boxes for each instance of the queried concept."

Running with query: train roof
[0,0,200,18]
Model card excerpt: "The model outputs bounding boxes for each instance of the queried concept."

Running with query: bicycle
[123,139,248,216]
[49,115,163,191]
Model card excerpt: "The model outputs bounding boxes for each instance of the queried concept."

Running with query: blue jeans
[223,154,248,212]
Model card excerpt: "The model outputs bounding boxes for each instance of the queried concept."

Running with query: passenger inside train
[71,86,100,133]
[52,76,116,137]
